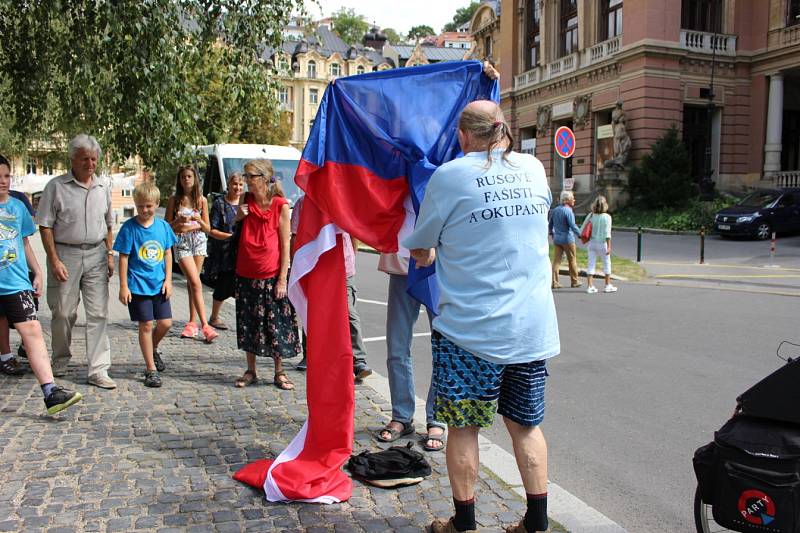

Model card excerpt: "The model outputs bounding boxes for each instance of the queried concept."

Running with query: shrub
[627,126,696,209]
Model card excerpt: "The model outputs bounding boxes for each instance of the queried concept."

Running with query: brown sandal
[273,372,295,390]
[234,370,258,388]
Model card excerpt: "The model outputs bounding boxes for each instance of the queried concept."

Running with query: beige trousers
[47,244,111,378]
[552,242,579,287]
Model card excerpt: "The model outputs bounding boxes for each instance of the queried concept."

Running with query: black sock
[524,492,548,532]
[452,497,476,531]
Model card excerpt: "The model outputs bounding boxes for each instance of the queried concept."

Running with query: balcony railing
[783,24,800,45]
[679,30,737,56]
[584,35,621,66]
[513,36,621,91]
[775,170,800,188]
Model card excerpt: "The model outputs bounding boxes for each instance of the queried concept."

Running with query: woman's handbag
[580,215,593,244]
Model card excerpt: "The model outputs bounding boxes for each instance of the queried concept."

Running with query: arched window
[526,0,541,68]
[356,65,365,75]
[307,60,316,78]
[330,63,341,77]
[600,0,623,41]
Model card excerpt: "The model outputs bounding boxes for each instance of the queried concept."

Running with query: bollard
[636,226,643,262]
[770,232,776,267]
[699,226,706,265]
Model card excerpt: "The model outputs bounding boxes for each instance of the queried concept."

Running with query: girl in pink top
[165,165,218,343]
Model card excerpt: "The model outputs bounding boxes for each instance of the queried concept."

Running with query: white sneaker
[87,373,117,389]
[586,286,598,294]
[604,284,618,293]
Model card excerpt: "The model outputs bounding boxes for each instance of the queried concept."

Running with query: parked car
[714,188,800,239]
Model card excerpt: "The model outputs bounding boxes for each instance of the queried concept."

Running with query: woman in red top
[233,159,300,389]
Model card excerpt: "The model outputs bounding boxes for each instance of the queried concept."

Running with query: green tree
[627,126,696,209]
[330,7,369,45]
[442,1,480,32]
[382,28,403,44]
[408,24,436,41]
[0,0,306,174]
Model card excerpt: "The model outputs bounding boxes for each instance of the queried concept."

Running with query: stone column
[764,73,784,177]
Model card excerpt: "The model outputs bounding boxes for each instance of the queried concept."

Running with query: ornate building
[270,25,394,150]
[482,0,800,197]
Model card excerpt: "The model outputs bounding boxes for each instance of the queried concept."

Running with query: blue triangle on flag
[762,514,775,525]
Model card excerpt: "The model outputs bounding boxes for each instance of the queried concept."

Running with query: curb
[365,366,628,533]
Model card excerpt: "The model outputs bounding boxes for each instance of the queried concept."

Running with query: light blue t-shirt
[113,217,177,296]
[0,198,36,295]
[403,150,560,365]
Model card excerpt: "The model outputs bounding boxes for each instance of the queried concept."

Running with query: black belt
[55,241,104,250]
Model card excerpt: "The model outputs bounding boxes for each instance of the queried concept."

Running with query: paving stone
[212,510,238,523]
[107,517,132,532]
[0,245,554,533]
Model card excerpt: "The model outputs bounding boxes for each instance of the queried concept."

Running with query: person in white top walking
[580,195,618,294]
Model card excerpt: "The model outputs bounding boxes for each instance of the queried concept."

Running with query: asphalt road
[350,251,800,533]
[613,230,800,268]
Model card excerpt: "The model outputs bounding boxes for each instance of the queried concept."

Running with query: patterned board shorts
[174,231,208,261]
[432,331,548,428]
[0,291,38,324]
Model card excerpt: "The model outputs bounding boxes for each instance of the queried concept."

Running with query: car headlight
[737,215,755,223]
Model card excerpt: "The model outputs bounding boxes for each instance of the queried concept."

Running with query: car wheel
[755,222,771,240]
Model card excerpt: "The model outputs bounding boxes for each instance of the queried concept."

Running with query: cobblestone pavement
[0,248,532,532]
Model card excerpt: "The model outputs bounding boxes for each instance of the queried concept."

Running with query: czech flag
[233,60,498,503]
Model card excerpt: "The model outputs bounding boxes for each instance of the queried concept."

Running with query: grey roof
[315,25,350,54]
[393,45,466,62]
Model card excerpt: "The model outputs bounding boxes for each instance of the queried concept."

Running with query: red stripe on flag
[295,159,409,252]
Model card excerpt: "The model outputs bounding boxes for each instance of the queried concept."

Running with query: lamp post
[699,7,718,201]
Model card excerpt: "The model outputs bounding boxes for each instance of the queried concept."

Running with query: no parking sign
[554,126,576,158]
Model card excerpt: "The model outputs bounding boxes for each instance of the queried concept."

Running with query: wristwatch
[107,250,114,256]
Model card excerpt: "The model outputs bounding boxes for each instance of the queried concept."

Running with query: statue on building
[604,100,631,170]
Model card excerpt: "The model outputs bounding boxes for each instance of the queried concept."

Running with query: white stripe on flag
[288,223,338,328]
[263,420,343,504]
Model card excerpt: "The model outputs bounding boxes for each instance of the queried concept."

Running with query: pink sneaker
[202,325,219,344]
[180,322,198,339]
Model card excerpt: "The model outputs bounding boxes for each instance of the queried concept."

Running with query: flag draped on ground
[233,60,498,503]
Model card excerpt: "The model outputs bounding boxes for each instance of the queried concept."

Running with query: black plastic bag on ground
[347,442,432,488]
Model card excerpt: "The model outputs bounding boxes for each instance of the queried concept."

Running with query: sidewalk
[0,240,537,533]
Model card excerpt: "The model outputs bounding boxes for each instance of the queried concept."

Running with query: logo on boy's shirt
[0,243,18,271]
[138,240,165,265]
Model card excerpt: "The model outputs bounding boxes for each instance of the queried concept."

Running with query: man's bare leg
[436,425,480,531]
[504,418,549,532]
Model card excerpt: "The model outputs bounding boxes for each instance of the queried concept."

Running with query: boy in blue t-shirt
[0,155,82,414]
[113,182,177,387]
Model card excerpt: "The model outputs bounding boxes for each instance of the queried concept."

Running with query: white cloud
[308,0,472,36]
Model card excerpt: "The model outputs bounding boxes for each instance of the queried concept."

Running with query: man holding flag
[405,100,559,533]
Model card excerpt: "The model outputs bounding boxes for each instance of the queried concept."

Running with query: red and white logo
[738,489,776,526]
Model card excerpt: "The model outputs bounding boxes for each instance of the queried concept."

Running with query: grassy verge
[554,244,647,282]
[608,196,740,232]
